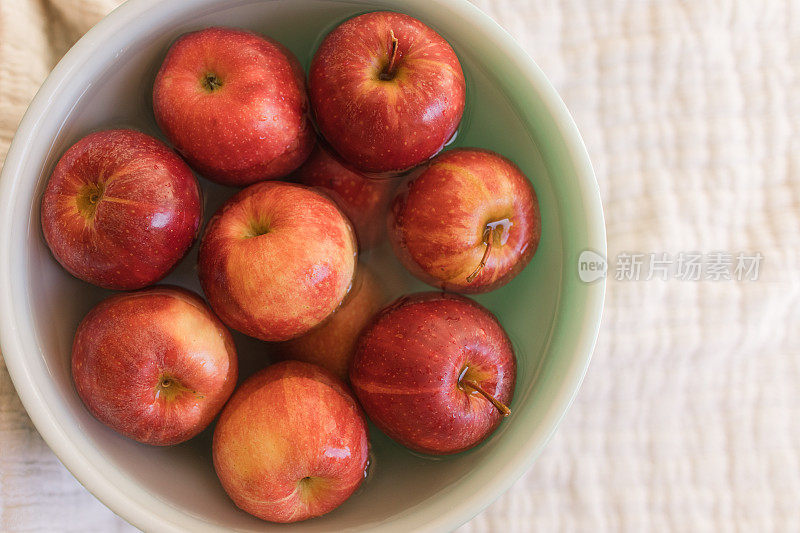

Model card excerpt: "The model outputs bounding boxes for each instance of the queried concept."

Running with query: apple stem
[461,379,511,417]
[380,30,400,80]
[156,376,204,401]
[76,182,106,220]
[202,73,223,92]
[466,225,495,283]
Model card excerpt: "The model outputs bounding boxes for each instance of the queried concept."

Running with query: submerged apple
[279,265,387,380]
[153,26,315,186]
[213,361,369,522]
[388,148,541,293]
[40,129,202,290]
[72,286,238,446]
[198,181,357,342]
[309,11,465,173]
[292,143,397,250]
[350,292,516,455]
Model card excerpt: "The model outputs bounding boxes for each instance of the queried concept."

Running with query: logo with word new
[578,250,607,283]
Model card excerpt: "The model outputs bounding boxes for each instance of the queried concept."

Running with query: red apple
[72,286,238,446]
[350,292,515,455]
[292,143,398,249]
[213,361,369,523]
[153,27,315,187]
[278,264,387,380]
[40,129,202,290]
[198,181,357,342]
[388,148,541,293]
[309,12,465,173]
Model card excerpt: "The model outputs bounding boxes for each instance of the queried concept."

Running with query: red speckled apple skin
[153,27,315,186]
[198,181,357,342]
[40,129,202,290]
[213,361,369,523]
[309,12,466,173]
[71,286,238,446]
[388,148,541,293]
[350,292,516,455]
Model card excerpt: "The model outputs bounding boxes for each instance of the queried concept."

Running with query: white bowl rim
[0,0,606,531]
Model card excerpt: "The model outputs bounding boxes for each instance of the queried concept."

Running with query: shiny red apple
[388,148,541,293]
[40,129,202,290]
[213,361,369,523]
[72,286,238,446]
[198,181,357,342]
[153,26,315,186]
[292,143,398,249]
[350,292,515,455]
[278,264,387,380]
[309,12,465,174]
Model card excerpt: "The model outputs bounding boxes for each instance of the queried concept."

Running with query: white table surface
[1,0,799,531]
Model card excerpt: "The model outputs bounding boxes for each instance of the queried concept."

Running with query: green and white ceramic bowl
[0,0,605,530]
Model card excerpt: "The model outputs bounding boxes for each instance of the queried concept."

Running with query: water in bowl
[26,1,562,529]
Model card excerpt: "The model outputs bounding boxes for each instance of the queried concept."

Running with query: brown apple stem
[202,73,223,92]
[381,30,400,80]
[76,182,105,219]
[466,225,495,283]
[157,377,204,400]
[461,379,511,417]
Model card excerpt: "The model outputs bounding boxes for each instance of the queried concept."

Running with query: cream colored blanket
[1,0,798,531]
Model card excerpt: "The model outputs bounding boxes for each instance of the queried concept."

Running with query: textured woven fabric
[1,0,799,531]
